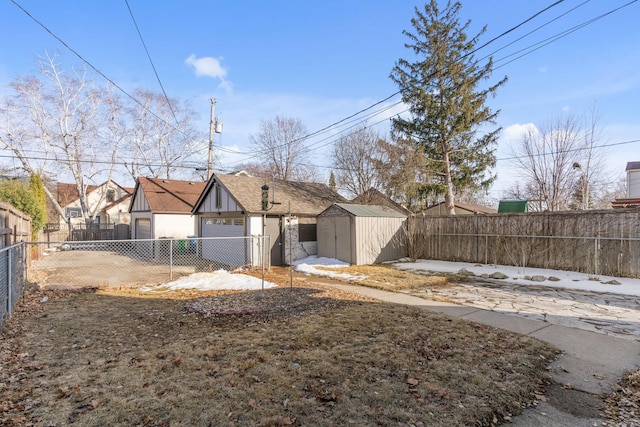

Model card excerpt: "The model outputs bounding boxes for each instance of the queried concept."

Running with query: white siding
[155,214,196,239]
[629,170,640,198]
[248,216,262,236]
[283,216,318,264]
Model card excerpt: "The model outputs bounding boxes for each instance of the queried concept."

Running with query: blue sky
[1,0,638,200]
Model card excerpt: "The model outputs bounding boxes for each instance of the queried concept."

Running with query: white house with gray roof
[192,173,346,266]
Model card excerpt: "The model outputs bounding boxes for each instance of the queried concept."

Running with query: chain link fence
[27,236,270,289]
[0,243,27,329]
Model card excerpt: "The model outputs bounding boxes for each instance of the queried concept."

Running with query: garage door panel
[136,218,151,239]
[201,218,246,266]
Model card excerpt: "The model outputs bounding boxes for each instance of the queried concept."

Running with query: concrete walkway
[294,273,640,426]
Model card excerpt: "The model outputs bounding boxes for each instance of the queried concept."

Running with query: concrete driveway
[403,278,640,342]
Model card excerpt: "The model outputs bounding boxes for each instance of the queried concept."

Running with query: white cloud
[185,54,232,91]
[501,123,536,145]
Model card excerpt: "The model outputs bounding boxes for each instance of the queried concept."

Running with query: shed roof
[132,177,206,214]
[626,162,640,171]
[194,174,346,215]
[325,203,408,218]
[351,188,413,215]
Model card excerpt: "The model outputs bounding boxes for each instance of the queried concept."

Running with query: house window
[298,224,316,242]
[234,218,244,226]
[65,207,82,218]
[106,189,116,203]
[215,185,222,209]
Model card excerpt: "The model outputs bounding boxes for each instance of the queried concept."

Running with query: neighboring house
[351,188,413,215]
[612,161,640,208]
[192,173,346,266]
[317,203,408,265]
[55,180,133,227]
[128,177,206,239]
[423,201,497,216]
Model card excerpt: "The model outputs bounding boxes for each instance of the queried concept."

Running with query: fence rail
[0,243,27,330]
[27,236,271,289]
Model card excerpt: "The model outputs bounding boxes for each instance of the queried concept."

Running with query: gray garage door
[135,218,151,239]
[201,218,246,267]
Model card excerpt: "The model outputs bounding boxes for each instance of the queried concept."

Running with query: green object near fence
[177,239,187,254]
[498,200,528,213]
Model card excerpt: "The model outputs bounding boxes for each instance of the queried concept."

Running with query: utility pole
[207,99,216,179]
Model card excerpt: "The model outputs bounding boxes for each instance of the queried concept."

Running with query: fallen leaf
[406,378,419,386]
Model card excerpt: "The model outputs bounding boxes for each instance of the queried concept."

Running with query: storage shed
[317,203,408,265]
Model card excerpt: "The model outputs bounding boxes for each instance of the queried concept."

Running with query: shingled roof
[351,188,413,215]
[132,177,207,214]
[195,174,347,215]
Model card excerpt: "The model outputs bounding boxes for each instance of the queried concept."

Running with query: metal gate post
[7,248,12,319]
[169,239,173,281]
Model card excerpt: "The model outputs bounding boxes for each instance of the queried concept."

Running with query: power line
[277,0,571,149]
[9,0,184,137]
[227,0,635,169]
[221,0,608,162]
[124,0,179,125]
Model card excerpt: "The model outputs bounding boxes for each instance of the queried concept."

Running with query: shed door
[335,217,352,264]
[265,216,283,266]
[317,218,336,259]
[317,216,351,264]
[135,218,151,239]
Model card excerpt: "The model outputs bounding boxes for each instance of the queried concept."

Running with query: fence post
[169,239,173,281]
[7,247,12,319]
[594,236,599,278]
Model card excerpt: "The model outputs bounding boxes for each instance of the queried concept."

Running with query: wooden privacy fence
[408,208,640,279]
[0,201,32,248]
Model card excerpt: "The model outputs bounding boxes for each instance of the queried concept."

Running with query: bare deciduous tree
[331,125,384,198]
[124,89,204,180]
[249,116,318,182]
[508,111,609,211]
[375,133,435,212]
[0,53,115,221]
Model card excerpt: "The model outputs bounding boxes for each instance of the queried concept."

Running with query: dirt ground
[0,268,561,426]
[29,249,199,289]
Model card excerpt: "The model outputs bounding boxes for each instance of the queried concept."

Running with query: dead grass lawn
[0,272,559,427]
[314,263,451,291]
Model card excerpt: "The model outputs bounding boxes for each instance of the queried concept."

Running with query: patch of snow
[394,259,640,297]
[140,270,277,292]
[292,255,366,281]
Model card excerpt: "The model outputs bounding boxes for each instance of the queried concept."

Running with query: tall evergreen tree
[328,171,337,191]
[390,0,506,215]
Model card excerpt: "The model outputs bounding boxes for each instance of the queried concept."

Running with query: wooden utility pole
[207,99,216,179]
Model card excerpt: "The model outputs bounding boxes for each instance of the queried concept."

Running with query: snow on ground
[292,256,640,297]
[291,256,367,281]
[140,270,277,292]
[137,256,640,297]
